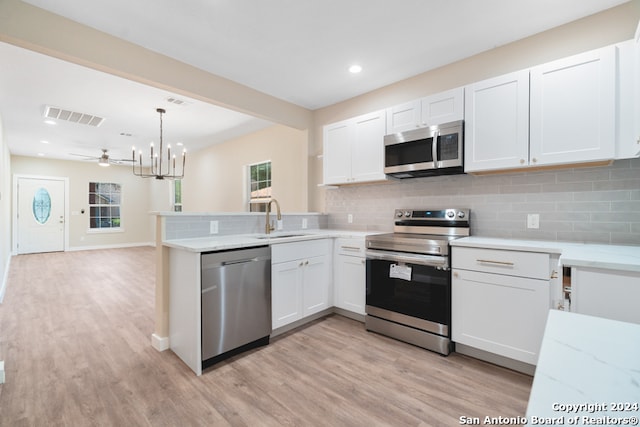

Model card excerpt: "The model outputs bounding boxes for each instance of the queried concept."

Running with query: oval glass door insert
[32,187,52,224]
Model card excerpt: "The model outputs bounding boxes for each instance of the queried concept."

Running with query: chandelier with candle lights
[132,108,186,180]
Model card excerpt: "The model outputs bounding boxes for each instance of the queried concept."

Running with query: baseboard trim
[271,308,334,337]
[67,242,154,252]
[455,343,536,376]
[333,307,365,323]
[151,333,169,351]
[0,254,11,303]
[0,360,5,384]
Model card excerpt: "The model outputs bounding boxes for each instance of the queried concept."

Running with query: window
[32,187,52,224]
[89,182,121,229]
[173,179,183,212]
[248,161,271,212]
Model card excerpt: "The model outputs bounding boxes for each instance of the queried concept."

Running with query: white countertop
[163,229,378,252]
[166,232,640,272]
[526,310,640,423]
[451,236,640,273]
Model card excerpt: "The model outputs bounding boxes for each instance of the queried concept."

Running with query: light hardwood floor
[0,247,532,426]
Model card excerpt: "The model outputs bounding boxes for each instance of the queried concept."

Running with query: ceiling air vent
[166,97,189,106]
[44,105,105,127]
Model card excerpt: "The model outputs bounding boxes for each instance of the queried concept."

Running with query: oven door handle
[365,249,448,268]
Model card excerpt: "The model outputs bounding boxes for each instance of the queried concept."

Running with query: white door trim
[12,174,70,255]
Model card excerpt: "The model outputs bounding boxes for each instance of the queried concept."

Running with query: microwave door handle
[432,129,440,168]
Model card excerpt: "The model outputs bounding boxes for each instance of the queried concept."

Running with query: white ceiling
[0,0,630,165]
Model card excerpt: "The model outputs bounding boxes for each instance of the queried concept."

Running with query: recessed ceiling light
[349,64,362,74]
[40,140,49,144]
[44,120,56,125]
[38,153,45,156]
[176,142,184,146]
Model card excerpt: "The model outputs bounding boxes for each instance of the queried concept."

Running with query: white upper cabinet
[635,19,640,155]
[615,40,638,159]
[465,45,620,173]
[530,46,616,166]
[323,121,352,185]
[420,87,464,127]
[386,100,421,134]
[386,87,464,134]
[323,110,386,185]
[464,70,530,172]
[351,111,387,182]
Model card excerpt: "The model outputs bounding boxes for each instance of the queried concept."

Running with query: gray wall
[326,158,640,245]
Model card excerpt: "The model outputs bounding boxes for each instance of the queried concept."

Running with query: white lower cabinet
[271,239,332,330]
[452,246,555,365]
[333,238,366,315]
[570,267,640,325]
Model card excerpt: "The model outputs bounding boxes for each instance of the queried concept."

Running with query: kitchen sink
[254,233,309,239]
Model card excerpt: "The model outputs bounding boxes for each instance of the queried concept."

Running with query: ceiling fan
[70,149,135,167]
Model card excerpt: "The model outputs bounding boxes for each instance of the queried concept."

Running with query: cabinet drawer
[335,237,365,257]
[272,239,331,263]
[453,247,550,280]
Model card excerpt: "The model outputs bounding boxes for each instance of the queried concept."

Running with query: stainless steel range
[365,208,470,355]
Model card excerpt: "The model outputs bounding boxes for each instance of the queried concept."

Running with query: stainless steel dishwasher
[201,245,271,368]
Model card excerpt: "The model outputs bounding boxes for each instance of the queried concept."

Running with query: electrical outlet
[302,218,308,229]
[527,214,540,229]
[209,220,219,234]
[347,214,353,224]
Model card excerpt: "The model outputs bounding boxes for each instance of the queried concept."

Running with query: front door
[17,177,66,254]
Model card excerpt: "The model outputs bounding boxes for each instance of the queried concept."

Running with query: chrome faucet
[265,198,282,234]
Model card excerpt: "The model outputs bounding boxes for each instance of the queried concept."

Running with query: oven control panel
[394,208,469,222]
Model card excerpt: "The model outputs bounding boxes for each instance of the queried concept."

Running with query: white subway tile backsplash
[325,158,640,245]
[164,213,328,240]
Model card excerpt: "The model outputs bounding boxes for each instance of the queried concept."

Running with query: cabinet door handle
[476,259,515,267]
[432,129,440,168]
[341,246,361,251]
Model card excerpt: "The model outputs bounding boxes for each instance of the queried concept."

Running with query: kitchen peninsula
[153,211,374,375]
[154,211,640,377]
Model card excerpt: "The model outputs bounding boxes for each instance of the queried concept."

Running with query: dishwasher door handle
[222,257,259,266]
[202,254,270,270]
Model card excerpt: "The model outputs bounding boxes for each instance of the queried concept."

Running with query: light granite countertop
[165,232,640,272]
[163,229,378,253]
[526,310,640,423]
[451,236,640,273]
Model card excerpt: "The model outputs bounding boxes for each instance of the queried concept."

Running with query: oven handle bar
[365,249,448,267]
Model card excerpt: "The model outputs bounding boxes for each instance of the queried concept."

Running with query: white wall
[0,113,11,301]
[11,156,154,250]
[182,124,308,212]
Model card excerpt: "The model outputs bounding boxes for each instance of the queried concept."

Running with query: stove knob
[404,211,411,218]
[457,211,466,219]
[447,211,455,219]
[395,211,403,218]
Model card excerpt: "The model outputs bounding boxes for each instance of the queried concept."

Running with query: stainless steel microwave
[384,120,464,178]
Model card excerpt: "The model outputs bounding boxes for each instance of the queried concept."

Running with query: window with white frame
[88,182,121,229]
[248,161,271,212]
[173,179,183,212]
